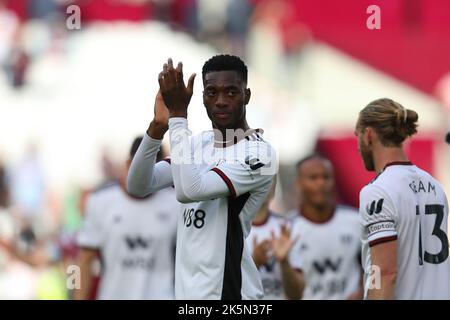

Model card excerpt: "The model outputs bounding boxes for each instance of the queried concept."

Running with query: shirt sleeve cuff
[143,132,163,145]
[168,117,188,129]
[369,234,397,247]
[366,220,397,246]
[211,167,237,198]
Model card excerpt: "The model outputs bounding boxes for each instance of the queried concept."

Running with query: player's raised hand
[147,90,170,140]
[158,58,196,118]
[153,89,169,127]
[271,224,296,264]
[252,237,272,268]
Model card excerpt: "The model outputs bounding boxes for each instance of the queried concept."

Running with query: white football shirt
[128,118,277,300]
[173,128,275,300]
[360,162,450,299]
[289,206,362,300]
[77,184,178,300]
[246,212,289,300]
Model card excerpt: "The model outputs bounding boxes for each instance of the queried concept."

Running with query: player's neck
[253,205,270,226]
[374,146,409,174]
[300,203,335,224]
[213,120,250,143]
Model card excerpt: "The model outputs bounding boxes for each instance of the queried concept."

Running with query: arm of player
[273,225,305,300]
[168,118,231,202]
[75,195,104,300]
[347,250,364,300]
[281,262,305,300]
[252,237,271,268]
[127,91,174,198]
[0,240,49,267]
[127,134,174,197]
[360,185,398,300]
[168,118,276,203]
[367,240,397,300]
[73,247,99,300]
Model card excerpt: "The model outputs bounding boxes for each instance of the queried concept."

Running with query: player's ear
[244,88,251,105]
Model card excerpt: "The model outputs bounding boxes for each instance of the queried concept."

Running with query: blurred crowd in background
[0,0,450,299]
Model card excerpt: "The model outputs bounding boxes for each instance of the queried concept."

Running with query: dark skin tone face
[296,158,335,213]
[203,70,251,135]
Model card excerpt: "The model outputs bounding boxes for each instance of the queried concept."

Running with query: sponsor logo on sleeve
[366,198,384,215]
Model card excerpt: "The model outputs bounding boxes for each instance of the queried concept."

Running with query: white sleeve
[168,118,231,203]
[211,148,275,198]
[211,139,276,198]
[359,184,398,247]
[127,133,174,197]
[77,195,104,249]
[168,118,277,202]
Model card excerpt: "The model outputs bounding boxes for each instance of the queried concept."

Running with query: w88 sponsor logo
[183,208,205,229]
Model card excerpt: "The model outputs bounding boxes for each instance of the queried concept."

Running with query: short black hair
[129,136,164,161]
[202,54,248,83]
[296,153,330,172]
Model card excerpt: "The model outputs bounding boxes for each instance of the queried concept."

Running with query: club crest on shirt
[245,156,265,171]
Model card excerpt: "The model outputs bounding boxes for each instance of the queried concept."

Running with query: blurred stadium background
[0,0,450,299]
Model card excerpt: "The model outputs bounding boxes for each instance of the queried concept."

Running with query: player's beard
[360,141,375,171]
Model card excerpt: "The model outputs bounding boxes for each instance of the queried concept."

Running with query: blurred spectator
[74,138,178,300]
[0,257,37,299]
[248,0,311,87]
[28,0,60,22]
[10,144,46,230]
[225,0,254,57]
[153,0,199,35]
[0,159,9,208]
[34,235,68,300]
[0,0,19,67]
[98,148,120,189]
[61,187,85,234]
[247,0,288,83]
[170,0,198,35]
[0,206,14,276]
[4,45,30,88]
[0,227,68,299]
[196,0,228,48]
